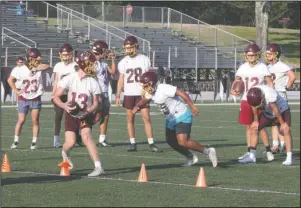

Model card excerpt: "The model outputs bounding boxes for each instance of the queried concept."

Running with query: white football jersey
[118,54,151,96]
[95,60,110,93]
[11,66,24,89]
[236,62,271,100]
[151,84,188,122]
[257,85,289,119]
[58,72,101,116]
[268,60,291,92]
[10,65,44,99]
[53,61,77,94]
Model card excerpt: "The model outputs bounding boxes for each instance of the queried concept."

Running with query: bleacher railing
[2,27,37,48]
[64,4,252,48]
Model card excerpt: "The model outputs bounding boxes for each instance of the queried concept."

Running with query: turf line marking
[11,170,300,196]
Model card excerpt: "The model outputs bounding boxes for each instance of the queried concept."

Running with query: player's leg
[140,106,161,152]
[271,125,280,153]
[97,97,113,147]
[30,107,41,150]
[165,127,197,167]
[175,122,218,167]
[52,95,66,148]
[238,100,254,160]
[259,128,274,161]
[123,95,137,151]
[280,110,293,165]
[80,119,104,176]
[11,101,28,149]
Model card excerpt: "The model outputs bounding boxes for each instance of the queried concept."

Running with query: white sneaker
[238,155,256,164]
[238,152,250,160]
[207,147,218,167]
[266,151,275,161]
[87,166,105,177]
[11,142,19,149]
[282,159,292,166]
[30,143,37,150]
[62,151,73,170]
[182,153,198,167]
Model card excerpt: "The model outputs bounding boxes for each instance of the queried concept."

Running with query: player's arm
[87,94,101,114]
[264,76,274,88]
[107,58,116,75]
[286,70,296,89]
[51,73,59,99]
[230,76,242,96]
[132,98,151,115]
[7,75,23,95]
[175,88,199,116]
[53,86,74,113]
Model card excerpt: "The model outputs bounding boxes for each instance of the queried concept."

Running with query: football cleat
[238,155,256,164]
[207,147,218,167]
[87,166,105,177]
[149,144,162,152]
[30,142,37,150]
[11,142,19,149]
[182,153,198,167]
[266,151,275,161]
[238,152,250,160]
[282,159,292,166]
[96,141,113,147]
[127,143,137,152]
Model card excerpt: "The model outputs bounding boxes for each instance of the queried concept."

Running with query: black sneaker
[149,144,162,152]
[127,143,137,152]
[96,141,114,147]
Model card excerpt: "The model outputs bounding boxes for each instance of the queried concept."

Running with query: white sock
[32,137,37,143]
[286,152,292,161]
[130,138,135,144]
[203,148,209,155]
[99,135,106,143]
[280,140,285,147]
[94,161,101,168]
[272,140,279,147]
[148,138,154,145]
[54,135,60,142]
[250,149,256,159]
[14,136,19,143]
[62,150,69,160]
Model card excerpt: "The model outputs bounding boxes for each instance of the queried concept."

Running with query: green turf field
[1,104,300,207]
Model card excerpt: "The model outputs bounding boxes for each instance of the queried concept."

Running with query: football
[232,79,244,95]
[69,101,81,116]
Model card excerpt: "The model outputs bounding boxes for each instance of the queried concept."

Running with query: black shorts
[166,122,192,140]
[258,109,291,132]
[122,95,150,110]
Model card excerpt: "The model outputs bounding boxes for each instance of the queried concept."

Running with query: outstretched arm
[132,98,151,115]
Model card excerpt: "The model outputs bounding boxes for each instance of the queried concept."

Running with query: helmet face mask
[76,51,97,77]
[92,40,109,60]
[244,44,261,65]
[123,36,139,57]
[265,43,281,63]
[26,48,42,70]
[140,71,158,96]
[60,44,74,64]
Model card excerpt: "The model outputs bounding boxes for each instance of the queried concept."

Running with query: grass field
[1,103,300,207]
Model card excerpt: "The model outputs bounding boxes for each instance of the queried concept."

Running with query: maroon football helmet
[140,71,158,94]
[60,43,74,64]
[92,40,108,56]
[124,36,139,56]
[76,51,97,76]
[244,43,261,65]
[26,48,42,70]
[247,87,264,107]
[265,43,281,63]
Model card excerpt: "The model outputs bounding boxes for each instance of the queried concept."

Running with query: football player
[245,86,293,165]
[53,51,104,177]
[51,43,79,148]
[265,43,296,153]
[91,40,116,147]
[8,48,49,149]
[115,36,161,152]
[231,43,275,163]
[132,71,218,167]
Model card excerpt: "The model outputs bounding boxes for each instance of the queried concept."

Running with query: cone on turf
[1,153,11,172]
[137,163,148,182]
[196,167,207,188]
[58,161,71,176]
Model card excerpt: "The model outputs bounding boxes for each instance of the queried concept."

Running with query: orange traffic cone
[196,167,207,188]
[1,153,11,172]
[58,161,71,176]
[137,163,148,182]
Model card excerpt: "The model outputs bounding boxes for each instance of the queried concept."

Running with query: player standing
[115,36,161,152]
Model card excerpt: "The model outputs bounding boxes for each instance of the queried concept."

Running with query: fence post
[122,6,125,28]
[105,24,109,43]
[161,7,164,28]
[234,47,237,73]
[198,21,200,42]
[168,46,171,69]
[82,5,84,19]
[215,28,217,47]
[102,1,105,22]
[152,51,155,68]
[70,10,73,34]
[180,13,183,32]
[142,7,145,28]
[87,17,91,40]
[215,47,218,70]
[167,8,170,28]
[1,28,4,46]
[46,3,49,21]
[195,47,198,81]
[4,47,8,67]
[50,48,53,67]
